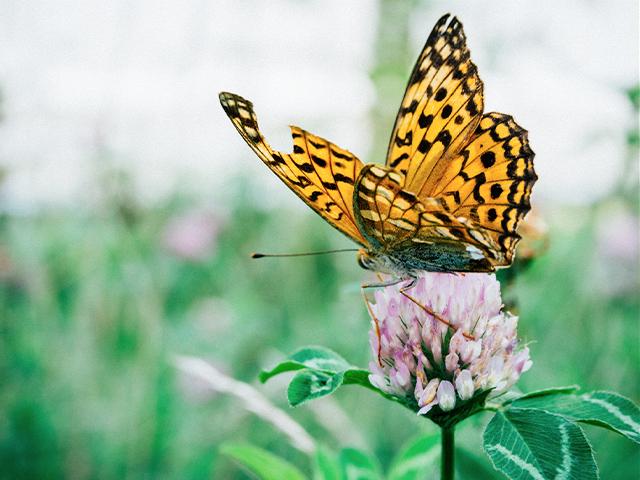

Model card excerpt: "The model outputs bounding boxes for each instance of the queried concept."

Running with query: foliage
[261,347,639,479]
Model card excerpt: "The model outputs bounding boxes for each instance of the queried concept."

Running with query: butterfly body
[220,14,536,277]
[352,164,495,275]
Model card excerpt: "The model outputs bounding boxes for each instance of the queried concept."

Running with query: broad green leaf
[288,346,351,372]
[456,448,497,480]
[483,408,598,479]
[513,390,640,444]
[260,346,351,383]
[505,386,580,404]
[287,370,345,407]
[387,432,440,480]
[340,448,382,480]
[314,446,341,480]
[219,443,306,480]
[342,368,374,388]
[259,360,307,383]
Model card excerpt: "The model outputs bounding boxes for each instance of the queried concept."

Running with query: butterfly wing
[386,14,484,198]
[428,113,536,264]
[354,165,498,272]
[219,92,367,246]
[383,14,536,267]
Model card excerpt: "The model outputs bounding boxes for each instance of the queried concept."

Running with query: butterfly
[219,14,536,283]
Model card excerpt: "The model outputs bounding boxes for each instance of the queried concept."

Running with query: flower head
[367,273,531,421]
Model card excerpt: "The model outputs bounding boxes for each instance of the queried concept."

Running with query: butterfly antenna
[251,248,359,259]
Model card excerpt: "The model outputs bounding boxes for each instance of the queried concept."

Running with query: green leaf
[314,446,341,480]
[513,390,640,444]
[340,448,383,480]
[456,448,498,480]
[342,369,374,388]
[288,346,351,372]
[287,370,345,407]
[260,346,351,383]
[483,408,598,479]
[261,346,395,407]
[259,360,307,383]
[219,442,306,480]
[387,432,440,480]
[505,386,580,404]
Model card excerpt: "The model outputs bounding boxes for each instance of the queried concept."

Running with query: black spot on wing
[490,183,503,199]
[436,130,452,148]
[309,191,322,202]
[334,173,354,185]
[402,99,419,115]
[398,190,417,203]
[481,151,496,168]
[433,212,451,223]
[311,154,327,167]
[418,113,434,129]
[294,176,312,188]
[395,131,413,147]
[418,139,432,154]
[466,99,479,116]
[435,88,447,101]
[330,149,352,160]
[472,172,486,203]
[297,162,314,173]
[390,152,410,168]
[271,152,286,166]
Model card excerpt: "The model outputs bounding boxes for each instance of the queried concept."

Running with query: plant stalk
[441,425,455,480]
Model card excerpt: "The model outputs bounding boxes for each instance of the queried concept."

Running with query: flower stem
[441,425,455,480]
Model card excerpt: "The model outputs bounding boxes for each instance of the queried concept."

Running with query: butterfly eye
[358,252,372,270]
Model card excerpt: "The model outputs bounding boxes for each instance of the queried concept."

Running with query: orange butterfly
[219,14,536,283]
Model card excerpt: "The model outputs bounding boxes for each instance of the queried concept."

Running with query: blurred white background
[0,0,638,210]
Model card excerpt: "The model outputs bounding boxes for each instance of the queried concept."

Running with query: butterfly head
[357,249,375,271]
[357,249,399,275]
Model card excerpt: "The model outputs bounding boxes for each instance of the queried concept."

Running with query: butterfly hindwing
[429,113,536,264]
[354,165,498,271]
[386,14,484,198]
[219,92,366,245]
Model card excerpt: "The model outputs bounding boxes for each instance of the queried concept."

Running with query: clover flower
[367,273,531,418]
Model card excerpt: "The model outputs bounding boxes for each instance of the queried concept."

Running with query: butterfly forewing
[219,92,366,245]
[386,14,484,198]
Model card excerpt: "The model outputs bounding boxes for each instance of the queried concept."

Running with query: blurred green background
[1,1,639,479]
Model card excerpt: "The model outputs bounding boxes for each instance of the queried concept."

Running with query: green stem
[441,425,455,480]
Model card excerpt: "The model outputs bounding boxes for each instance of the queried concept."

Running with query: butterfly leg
[361,290,384,367]
[399,276,418,292]
[361,276,406,290]
[399,289,476,341]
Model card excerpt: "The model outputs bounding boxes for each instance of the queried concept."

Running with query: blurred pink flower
[162,210,223,261]
[596,208,638,263]
[367,273,531,416]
